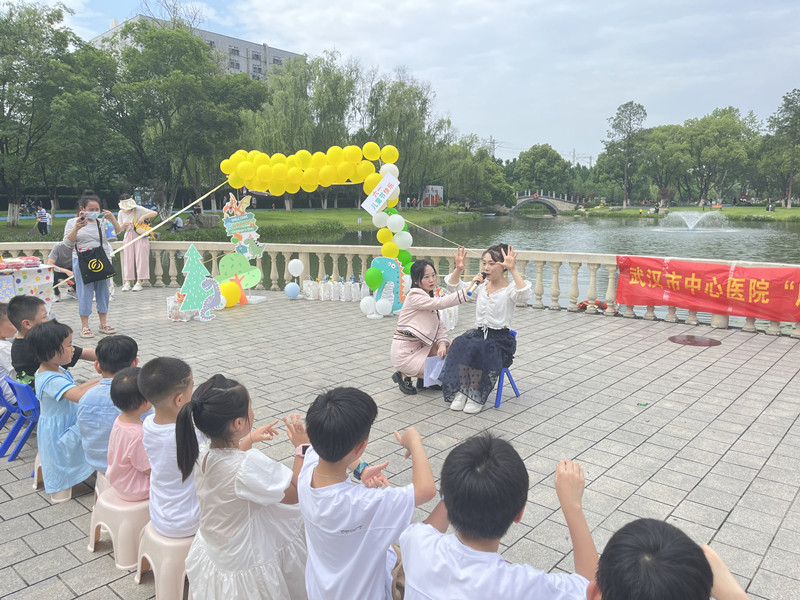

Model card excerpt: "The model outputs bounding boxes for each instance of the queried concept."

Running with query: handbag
[77,220,116,283]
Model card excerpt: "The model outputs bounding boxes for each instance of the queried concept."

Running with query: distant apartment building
[91,15,301,80]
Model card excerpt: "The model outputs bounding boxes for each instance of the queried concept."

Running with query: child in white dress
[175,374,308,600]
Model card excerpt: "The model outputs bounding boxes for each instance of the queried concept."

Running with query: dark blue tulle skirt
[441,328,517,406]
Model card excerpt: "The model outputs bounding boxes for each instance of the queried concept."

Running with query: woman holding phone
[63,190,123,338]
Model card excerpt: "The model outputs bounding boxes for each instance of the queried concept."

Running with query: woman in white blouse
[442,244,532,414]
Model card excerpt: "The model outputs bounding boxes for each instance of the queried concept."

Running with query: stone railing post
[269,251,280,290]
[586,264,599,314]
[533,261,545,308]
[604,264,617,316]
[568,262,581,312]
[549,262,562,310]
[153,251,164,287]
[168,250,178,286]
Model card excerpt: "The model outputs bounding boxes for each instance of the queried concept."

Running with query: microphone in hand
[467,273,487,296]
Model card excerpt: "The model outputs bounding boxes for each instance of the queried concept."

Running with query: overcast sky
[54,0,800,165]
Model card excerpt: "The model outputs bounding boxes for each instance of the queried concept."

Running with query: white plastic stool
[136,521,193,599]
[94,471,111,502]
[88,487,150,570]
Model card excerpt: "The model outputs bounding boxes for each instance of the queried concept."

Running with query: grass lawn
[584,205,800,222]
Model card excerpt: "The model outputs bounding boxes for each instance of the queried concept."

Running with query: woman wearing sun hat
[117,194,157,292]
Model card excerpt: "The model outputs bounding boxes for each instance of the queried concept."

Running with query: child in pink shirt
[106,367,152,501]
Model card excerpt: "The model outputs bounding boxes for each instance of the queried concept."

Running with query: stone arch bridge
[510,191,579,215]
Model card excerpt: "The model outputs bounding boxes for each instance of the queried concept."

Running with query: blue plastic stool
[1,377,40,461]
[494,330,521,408]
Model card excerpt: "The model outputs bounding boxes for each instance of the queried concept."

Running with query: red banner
[616,256,800,322]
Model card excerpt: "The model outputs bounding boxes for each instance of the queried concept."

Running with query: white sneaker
[463,399,484,414]
[121,282,131,292]
[132,282,143,292]
[450,392,468,411]
[52,295,60,303]
[65,290,78,300]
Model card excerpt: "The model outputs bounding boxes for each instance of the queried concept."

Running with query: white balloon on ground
[386,214,405,233]
[359,296,376,315]
[380,163,400,178]
[375,298,393,316]
[287,258,305,277]
[393,230,413,250]
[372,211,389,228]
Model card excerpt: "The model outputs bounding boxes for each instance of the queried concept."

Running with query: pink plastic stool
[88,487,150,570]
[136,521,194,599]
[94,471,111,502]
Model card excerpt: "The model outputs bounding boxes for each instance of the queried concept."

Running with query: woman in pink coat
[390,260,468,395]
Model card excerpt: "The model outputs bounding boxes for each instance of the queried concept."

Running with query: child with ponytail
[175,374,308,600]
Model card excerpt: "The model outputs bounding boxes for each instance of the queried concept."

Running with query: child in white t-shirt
[399,432,598,600]
[298,387,437,600]
[139,356,199,538]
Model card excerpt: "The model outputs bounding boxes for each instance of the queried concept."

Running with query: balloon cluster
[363,209,414,294]
[219,142,401,198]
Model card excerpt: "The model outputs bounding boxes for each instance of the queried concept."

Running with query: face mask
[85,211,100,220]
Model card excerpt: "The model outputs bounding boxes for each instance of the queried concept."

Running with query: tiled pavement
[1,289,799,599]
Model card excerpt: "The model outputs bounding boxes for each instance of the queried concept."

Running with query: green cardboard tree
[180,244,212,310]
[215,253,262,289]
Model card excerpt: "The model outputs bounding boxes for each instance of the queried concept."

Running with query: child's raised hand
[394,427,422,459]
[554,460,585,512]
[453,246,467,271]
[283,414,310,447]
[361,461,390,488]
[250,420,280,443]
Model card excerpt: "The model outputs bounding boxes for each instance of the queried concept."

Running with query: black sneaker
[416,379,441,391]
[392,371,417,395]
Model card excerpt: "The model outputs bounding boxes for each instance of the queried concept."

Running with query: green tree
[511,144,571,194]
[768,89,800,207]
[604,101,647,208]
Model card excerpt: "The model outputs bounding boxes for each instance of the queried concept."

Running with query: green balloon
[364,267,383,291]
[397,250,413,264]
[402,262,413,274]
[387,208,399,215]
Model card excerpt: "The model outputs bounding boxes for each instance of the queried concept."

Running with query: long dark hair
[176,374,251,481]
[78,189,103,210]
[409,259,436,297]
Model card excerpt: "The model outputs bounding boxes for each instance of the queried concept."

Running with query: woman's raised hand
[500,245,518,271]
[453,246,467,271]
[283,414,310,447]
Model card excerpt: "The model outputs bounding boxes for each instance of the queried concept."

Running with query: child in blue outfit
[27,320,100,502]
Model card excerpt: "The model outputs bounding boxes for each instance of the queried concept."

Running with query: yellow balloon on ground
[271,153,287,164]
[326,146,344,165]
[256,165,272,182]
[344,145,362,164]
[319,165,336,187]
[272,163,288,183]
[228,173,244,189]
[286,182,301,194]
[296,149,313,169]
[269,182,286,196]
[388,198,399,208]
[337,161,355,181]
[356,160,376,179]
[287,167,303,184]
[381,242,399,258]
[236,161,256,179]
[362,141,381,161]
[219,282,240,308]
[381,145,399,164]
[220,159,233,174]
[376,228,394,244]
[363,172,382,194]
[310,152,327,169]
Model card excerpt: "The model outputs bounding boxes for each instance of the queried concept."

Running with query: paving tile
[749,569,800,600]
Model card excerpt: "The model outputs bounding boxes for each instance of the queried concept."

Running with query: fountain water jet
[661,211,730,230]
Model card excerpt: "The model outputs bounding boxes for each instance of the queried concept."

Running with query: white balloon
[380,163,400,178]
[359,296,376,315]
[388,187,400,201]
[372,211,389,228]
[287,258,305,277]
[393,230,413,250]
[375,298,393,315]
[387,214,405,233]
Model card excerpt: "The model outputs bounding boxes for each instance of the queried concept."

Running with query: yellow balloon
[381,241,399,259]
[254,153,271,167]
[344,145,362,164]
[363,172,382,195]
[269,182,286,196]
[234,149,248,158]
[247,150,260,162]
[219,281,240,308]
[220,159,233,174]
[256,165,272,182]
[326,145,344,165]
[272,163,288,183]
[362,141,381,161]
[350,170,365,184]
[337,161,355,181]
[356,160,376,179]
[236,161,256,179]
[286,182,301,194]
[376,228,394,244]
[250,180,268,192]
[381,145,399,164]
[310,151,327,170]
[228,173,244,189]
[286,155,298,169]
[388,198,399,208]
[228,154,244,168]
[287,167,303,184]
[271,153,287,164]
[301,181,318,193]
[296,149,313,169]
[302,167,319,186]
[319,165,337,187]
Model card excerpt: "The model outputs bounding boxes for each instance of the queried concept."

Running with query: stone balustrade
[4,241,798,337]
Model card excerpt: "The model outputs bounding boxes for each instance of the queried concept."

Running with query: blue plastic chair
[1,377,40,461]
[495,330,521,408]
